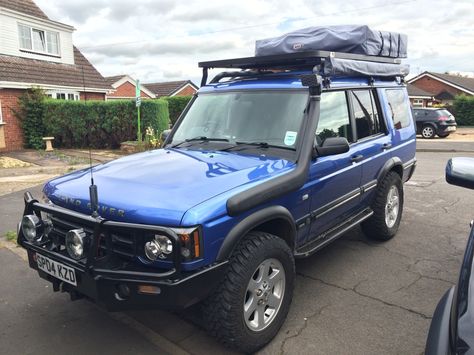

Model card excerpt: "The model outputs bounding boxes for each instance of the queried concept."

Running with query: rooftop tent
[255,25,408,59]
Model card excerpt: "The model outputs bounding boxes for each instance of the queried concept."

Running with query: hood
[44,148,295,225]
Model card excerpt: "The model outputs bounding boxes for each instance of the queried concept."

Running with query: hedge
[43,99,169,148]
[163,96,192,126]
[453,95,474,126]
[14,87,46,149]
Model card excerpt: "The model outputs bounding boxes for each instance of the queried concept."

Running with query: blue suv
[18,50,416,352]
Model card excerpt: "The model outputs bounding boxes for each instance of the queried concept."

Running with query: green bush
[163,96,192,126]
[14,88,46,149]
[43,99,169,148]
[453,95,474,126]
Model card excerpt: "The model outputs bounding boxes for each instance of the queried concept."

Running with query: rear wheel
[203,231,295,353]
[362,171,403,241]
[421,125,436,139]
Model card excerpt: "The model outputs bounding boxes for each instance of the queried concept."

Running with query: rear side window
[386,89,411,129]
[316,91,352,143]
[350,90,382,140]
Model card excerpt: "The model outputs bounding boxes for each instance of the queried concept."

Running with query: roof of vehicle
[199,72,404,93]
[199,51,407,91]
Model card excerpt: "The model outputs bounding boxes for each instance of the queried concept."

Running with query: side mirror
[314,137,350,158]
[446,157,474,190]
[161,129,171,142]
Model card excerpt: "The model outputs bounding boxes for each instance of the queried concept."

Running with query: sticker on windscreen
[284,131,297,146]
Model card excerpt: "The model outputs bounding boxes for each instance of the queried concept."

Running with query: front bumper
[19,192,228,311]
[425,287,454,355]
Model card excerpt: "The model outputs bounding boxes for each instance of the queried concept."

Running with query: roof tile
[0,0,49,20]
[0,47,111,90]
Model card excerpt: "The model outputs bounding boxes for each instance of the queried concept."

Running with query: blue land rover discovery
[17,28,416,353]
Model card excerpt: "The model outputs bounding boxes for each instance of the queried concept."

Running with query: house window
[47,91,80,100]
[413,99,423,107]
[18,24,60,56]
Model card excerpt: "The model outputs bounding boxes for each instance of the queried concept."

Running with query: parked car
[413,108,457,139]
[16,33,416,352]
[426,157,474,354]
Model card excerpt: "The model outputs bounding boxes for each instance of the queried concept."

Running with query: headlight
[66,229,88,260]
[173,227,201,260]
[21,215,41,242]
[143,227,202,262]
[144,235,173,261]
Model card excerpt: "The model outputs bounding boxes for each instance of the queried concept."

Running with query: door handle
[382,143,392,150]
[351,154,364,163]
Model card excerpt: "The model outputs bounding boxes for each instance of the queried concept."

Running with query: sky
[35,0,474,85]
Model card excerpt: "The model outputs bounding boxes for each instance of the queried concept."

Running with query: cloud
[34,0,474,82]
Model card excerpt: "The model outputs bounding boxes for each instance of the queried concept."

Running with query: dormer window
[18,24,59,56]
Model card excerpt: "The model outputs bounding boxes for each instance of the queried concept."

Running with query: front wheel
[362,171,404,241]
[421,125,436,139]
[203,231,295,353]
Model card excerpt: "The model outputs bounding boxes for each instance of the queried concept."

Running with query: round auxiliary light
[144,235,173,261]
[66,229,87,260]
[21,214,41,242]
[155,235,173,255]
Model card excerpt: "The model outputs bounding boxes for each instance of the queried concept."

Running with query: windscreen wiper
[171,136,229,148]
[221,141,295,151]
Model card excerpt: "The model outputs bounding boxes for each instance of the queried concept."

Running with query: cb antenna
[82,66,99,217]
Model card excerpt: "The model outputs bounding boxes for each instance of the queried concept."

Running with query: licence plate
[36,253,77,286]
[447,126,456,131]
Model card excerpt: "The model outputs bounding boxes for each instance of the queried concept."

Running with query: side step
[294,208,373,258]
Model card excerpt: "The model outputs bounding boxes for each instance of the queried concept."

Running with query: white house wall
[0,9,75,65]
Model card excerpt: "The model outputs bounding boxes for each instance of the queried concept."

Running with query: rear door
[306,90,362,243]
[348,89,393,207]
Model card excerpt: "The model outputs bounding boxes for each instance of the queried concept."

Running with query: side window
[385,89,411,129]
[316,91,352,144]
[350,90,382,140]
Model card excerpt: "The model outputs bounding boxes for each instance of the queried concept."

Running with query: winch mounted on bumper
[18,192,227,311]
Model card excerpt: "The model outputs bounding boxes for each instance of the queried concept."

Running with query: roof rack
[198,51,402,86]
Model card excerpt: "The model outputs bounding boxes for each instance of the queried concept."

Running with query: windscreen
[172,91,308,149]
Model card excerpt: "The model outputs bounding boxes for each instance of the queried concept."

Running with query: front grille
[48,215,138,261]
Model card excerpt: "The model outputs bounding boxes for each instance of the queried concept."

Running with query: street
[1,151,473,354]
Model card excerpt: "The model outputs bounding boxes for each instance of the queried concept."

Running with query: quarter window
[350,90,382,140]
[18,24,59,55]
[316,91,352,143]
[386,89,411,129]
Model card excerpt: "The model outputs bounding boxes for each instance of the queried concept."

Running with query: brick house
[105,75,156,100]
[406,83,434,108]
[144,80,198,98]
[408,72,474,106]
[0,0,111,151]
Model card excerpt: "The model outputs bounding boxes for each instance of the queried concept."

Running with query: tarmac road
[1,151,474,354]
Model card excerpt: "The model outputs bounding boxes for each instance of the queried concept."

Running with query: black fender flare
[377,157,403,186]
[216,205,297,262]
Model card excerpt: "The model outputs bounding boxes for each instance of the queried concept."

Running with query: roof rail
[198,51,402,86]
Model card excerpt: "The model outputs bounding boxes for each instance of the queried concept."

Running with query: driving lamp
[21,214,42,242]
[66,229,88,260]
[144,235,173,261]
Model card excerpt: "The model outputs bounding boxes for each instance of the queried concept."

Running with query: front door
[307,90,362,243]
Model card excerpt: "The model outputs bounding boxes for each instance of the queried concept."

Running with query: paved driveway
[1,151,473,354]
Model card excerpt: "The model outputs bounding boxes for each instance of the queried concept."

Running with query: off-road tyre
[362,171,403,241]
[203,231,295,353]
